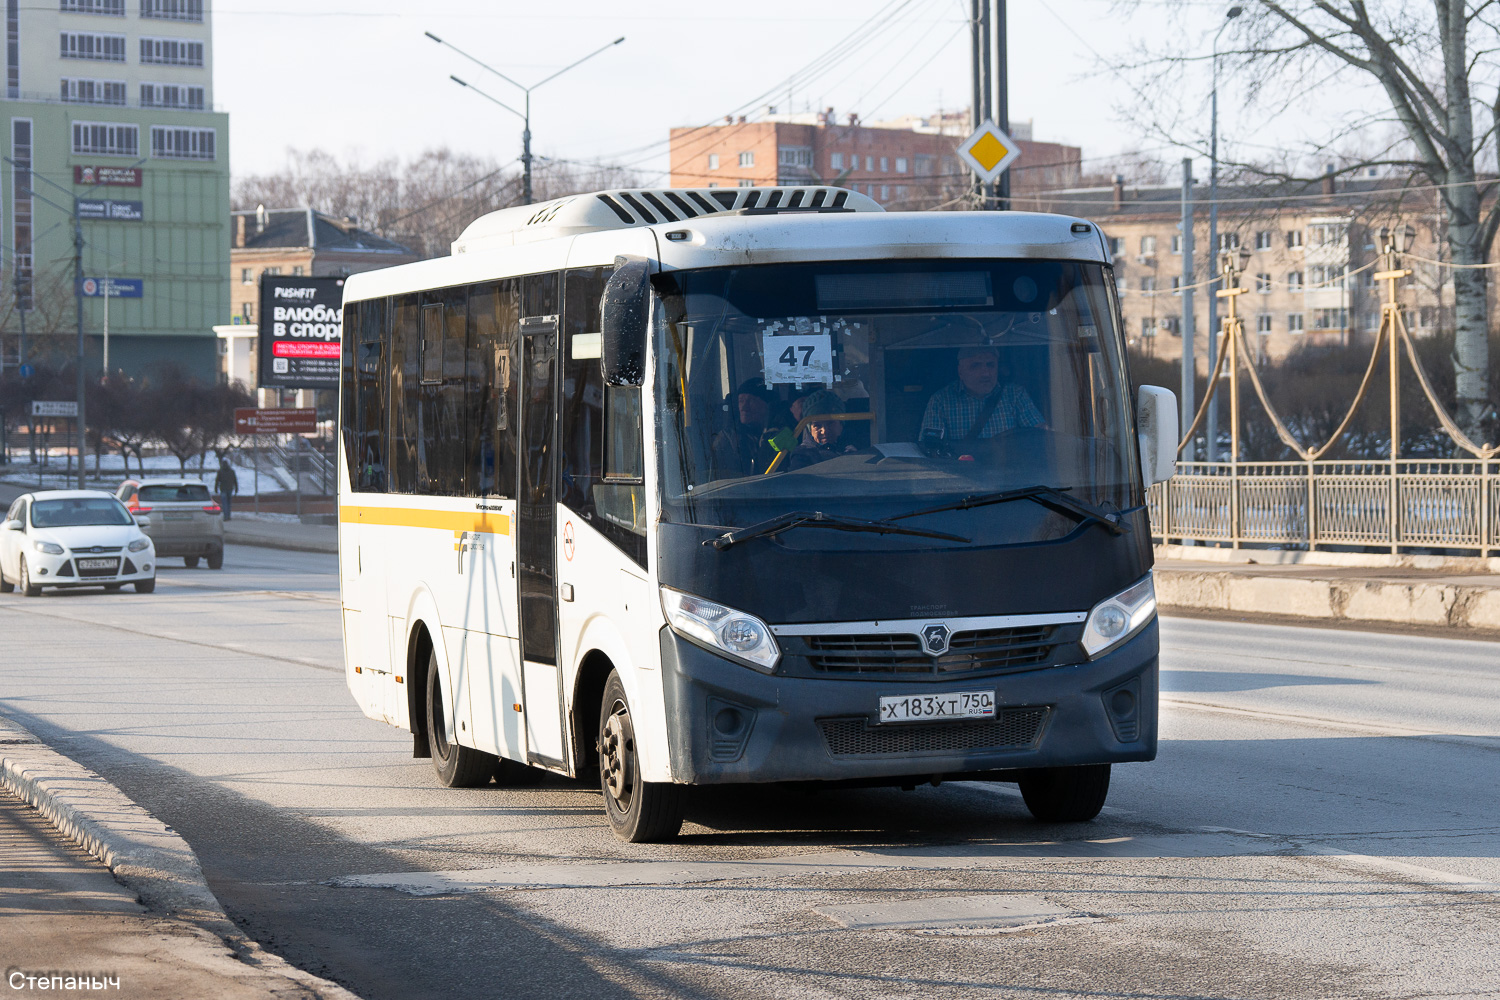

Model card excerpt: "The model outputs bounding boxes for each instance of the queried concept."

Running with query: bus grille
[805,625,1064,676]
[817,709,1048,757]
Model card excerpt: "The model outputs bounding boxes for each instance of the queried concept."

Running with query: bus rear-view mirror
[1137,385,1178,486]
[601,255,650,386]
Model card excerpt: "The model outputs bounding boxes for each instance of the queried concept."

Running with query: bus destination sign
[258,275,345,390]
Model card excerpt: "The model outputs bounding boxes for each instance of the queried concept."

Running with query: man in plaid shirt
[920,346,1045,442]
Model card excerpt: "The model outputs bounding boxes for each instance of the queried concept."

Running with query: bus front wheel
[1018,764,1111,822]
[598,670,684,842]
[425,649,494,787]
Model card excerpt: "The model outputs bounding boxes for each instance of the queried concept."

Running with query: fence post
[1483,456,1492,558]
[1306,460,1317,551]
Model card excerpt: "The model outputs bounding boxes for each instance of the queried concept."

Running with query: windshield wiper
[708,511,970,551]
[884,485,1130,536]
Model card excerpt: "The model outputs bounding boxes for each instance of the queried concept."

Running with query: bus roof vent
[451,186,883,254]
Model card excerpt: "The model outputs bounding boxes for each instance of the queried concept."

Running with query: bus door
[516,304,568,769]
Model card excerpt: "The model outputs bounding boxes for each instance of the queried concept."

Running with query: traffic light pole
[74,203,86,489]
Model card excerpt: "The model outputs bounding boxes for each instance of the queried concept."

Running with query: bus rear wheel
[424,649,493,787]
[1018,764,1111,822]
[598,670,684,842]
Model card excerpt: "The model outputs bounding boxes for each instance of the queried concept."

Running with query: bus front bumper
[658,622,1158,785]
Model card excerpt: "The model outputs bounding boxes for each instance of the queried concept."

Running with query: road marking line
[1162,696,1500,749]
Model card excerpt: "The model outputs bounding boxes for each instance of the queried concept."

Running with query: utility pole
[979,0,992,209]
[1180,157,1195,462]
[73,204,86,489]
[994,0,1009,210]
[1205,5,1243,464]
[969,0,983,207]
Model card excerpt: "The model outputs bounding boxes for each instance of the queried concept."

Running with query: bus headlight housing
[660,587,781,673]
[1081,574,1156,659]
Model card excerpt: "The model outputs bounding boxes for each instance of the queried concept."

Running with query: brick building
[669,109,1081,209]
[1017,174,1463,369]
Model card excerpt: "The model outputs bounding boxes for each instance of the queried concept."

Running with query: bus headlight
[660,587,781,673]
[1081,574,1156,659]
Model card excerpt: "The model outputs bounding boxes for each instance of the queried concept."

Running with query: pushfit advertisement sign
[258,275,345,390]
[74,165,142,187]
[77,199,143,222]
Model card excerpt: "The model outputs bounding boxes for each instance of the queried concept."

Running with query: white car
[0,490,157,596]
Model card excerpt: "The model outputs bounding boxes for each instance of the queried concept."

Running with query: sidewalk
[223,514,338,554]
[0,717,359,1000]
[1155,553,1500,631]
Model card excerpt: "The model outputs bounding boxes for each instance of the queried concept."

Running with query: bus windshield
[654,258,1137,531]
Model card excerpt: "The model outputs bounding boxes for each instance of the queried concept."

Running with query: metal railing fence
[1148,461,1499,555]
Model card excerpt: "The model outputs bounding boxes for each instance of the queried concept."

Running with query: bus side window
[467,279,518,498]
[562,265,644,566]
[388,294,420,494]
[355,297,387,491]
[340,299,359,484]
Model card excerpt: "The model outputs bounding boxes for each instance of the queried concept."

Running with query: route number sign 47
[762,332,833,385]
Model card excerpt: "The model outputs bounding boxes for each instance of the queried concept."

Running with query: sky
[211,0,1343,188]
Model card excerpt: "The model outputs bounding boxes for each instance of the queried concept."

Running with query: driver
[920,345,1044,447]
[783,389,857,470]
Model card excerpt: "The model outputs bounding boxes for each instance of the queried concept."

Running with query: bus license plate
[78,558,118,570]
[878,690,995,724]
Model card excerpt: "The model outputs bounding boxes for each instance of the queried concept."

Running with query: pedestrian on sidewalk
[214,459,239,521]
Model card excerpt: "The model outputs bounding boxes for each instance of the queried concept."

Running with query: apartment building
[1,0,227,380]
[668,109,1081,208]
[216,206,417,391]
[1019,175,1458,368]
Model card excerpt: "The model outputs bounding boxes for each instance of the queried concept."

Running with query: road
[2,542,1498,999]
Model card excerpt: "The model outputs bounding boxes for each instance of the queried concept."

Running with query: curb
[0,715,362,999]
[1155,566,1500,631]
[224,529,338,555]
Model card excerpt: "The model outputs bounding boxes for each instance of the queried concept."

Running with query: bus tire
[598,670,684,842]
[494,757,547,787]
[424,649,493,787]
[1018,764,1111,822]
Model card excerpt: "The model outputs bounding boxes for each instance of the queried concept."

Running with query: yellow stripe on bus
[338,505,511,535]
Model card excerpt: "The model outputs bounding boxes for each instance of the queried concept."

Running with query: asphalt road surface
[2,543,1498,999]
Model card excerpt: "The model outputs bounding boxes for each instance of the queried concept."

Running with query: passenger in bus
[919,345,1044,454]
[783,389,857,470]
[711,378,785,476]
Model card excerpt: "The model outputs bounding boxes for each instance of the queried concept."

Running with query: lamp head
[1226,5,1243,17]
[424,31,443,43]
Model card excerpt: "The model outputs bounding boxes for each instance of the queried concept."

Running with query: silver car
[116,478,225,569]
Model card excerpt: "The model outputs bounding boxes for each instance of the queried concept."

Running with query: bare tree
[1122,2,1500,437]
[234,147,645,259]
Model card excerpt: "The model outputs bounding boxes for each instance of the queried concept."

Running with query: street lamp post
[1204,4,1242,465]
[427,32,624,206]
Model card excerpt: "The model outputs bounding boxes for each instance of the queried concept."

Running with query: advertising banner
[234,408,318,435]
[74,165,142,187]
[77,199,143,222]
[257,275,345,390]
[32,400,78,418]
[78,277,143,298]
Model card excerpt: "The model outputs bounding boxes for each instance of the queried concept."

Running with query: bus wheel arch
[407,623,434,757]
[571,650,616,778]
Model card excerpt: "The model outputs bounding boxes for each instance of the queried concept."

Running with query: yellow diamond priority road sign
[957,118,1021,183]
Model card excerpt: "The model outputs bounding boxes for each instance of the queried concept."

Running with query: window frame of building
[1287,229,1304,248]
[71,119,138,156]
[1141,317,1156,338]
[59,31,126,61]
[737,151,753,168]
[140,0,204,20]
[1139,235,1157,255]
[1286,271,1304,291]
[60,77,125,105]
[292,265,305,277]
[777,146,812,168]
[139,82,204,110]
[737,178,753,188]
[59,0,124,15]
[707,153,719,171]
[895,157,907,173]
[879,156,888,172]
[1160,315,1182,336]
[1309,223,1346,247]
[1170,234,1182,254]
[150,124,214,160]
[1288,312,1305,333]
[830,152,843,170]
[1255,272,1271,293]
[1255,230,1273,250]
[1256,313,1273,334]
[865,155,874,171]
[139,35,203,67]
[1140,276,1157,293]
[1107,236,1125,256]
[1313,307,1347,330]
[240,268,252,285]
[1218,232,1240,251]
[1170,276,1182,294]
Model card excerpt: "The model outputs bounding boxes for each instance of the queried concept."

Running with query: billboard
[258,275,344,390]
[77,198,143,222]
[79,277,143,298]
[74,165,142,187]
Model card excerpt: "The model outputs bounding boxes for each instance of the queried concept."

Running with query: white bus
[337,186,1178,842]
